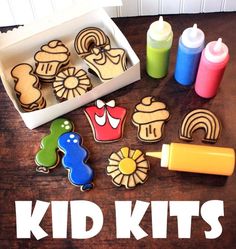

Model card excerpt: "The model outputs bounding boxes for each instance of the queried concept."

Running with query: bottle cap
[205,38,229,63]
[181,24,205,48]
[160,144,170,168]
[149,16,172,41]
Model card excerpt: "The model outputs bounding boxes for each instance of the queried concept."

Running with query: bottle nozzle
[214,38,223,53]
[146,151,162,159]
[190,23,198,38]
[157,16,164,31]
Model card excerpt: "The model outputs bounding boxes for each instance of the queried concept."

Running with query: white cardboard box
[0,1,140,129]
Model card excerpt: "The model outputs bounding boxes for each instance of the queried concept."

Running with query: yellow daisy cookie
[107,147,150,189]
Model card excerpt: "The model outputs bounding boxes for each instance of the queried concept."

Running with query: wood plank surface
[0,12,236,249]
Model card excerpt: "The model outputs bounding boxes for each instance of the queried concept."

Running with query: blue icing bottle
[58,132,94,191]
[174,24,205,86]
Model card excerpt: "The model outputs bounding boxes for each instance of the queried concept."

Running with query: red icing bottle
[195,38,229,98]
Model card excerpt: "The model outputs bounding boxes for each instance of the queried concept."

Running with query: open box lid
[0,0,122,49]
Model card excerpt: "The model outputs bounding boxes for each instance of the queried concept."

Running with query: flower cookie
[84,99,127,143]
[53,67,92,101]
[74,27,110,58]
[107,147,149,189]
[58,132,94,191]
[35,118,73,173]
[132,96,170,142]
[34,40,70,82]
[11,63,46,112]
[179,109,221,143]
[84,45,127,82]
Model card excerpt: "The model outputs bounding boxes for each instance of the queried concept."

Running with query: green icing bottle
[146,16,173,78]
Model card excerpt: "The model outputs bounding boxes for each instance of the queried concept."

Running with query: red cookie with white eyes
[84,99,127,143]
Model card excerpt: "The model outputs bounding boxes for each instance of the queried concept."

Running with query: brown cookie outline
[11,63,46,112]
[179,109,221,143]
[132,96,170,143]
[34,40,70,82]
[53,67,92,101]
[74,27,110,58]
[106,147,150,189]
[84,45,127,82]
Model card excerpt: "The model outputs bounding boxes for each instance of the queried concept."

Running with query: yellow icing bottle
[146,143,235,176]
[146,16,173,78]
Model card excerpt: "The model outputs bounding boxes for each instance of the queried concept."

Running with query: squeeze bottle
[195,38,229,98]
[174,24,205,86]
[146,16,173,78]
[146,143,235,176]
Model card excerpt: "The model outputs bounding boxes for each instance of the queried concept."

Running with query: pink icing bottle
[195,38,229,98]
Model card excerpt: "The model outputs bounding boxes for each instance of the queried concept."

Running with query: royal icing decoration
[53,67,92,101]
[107,147,150,189]
[132,96,170,142]
[84,44,127,82]
[84,99,127,143]
[58,132,94,191]
[74,27,110,58]
[11,63,46,112]
[179,109,221,143]
[35,118,73,173]
[34,40,70,82]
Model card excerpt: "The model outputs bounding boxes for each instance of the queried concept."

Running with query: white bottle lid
[160,144,170,168]
[181,24,205,48]
[205,38,229,63]
[149,16,172,41]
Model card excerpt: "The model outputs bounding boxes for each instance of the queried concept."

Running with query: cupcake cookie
[132,96,170,142]
[34,40,70,82]
[53,67,92,101]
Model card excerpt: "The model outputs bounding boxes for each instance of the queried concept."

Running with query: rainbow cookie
[34,40,70,82]
[74,27,110,58]
[11,63,46,112]
[179,109,221,143]
[58,132,94,191]
[84,99,127,143]
[53,67,92,101]
[83,44,127,82]
[107,147,150,189]
[35,118,73,173]
[132,96,170,142]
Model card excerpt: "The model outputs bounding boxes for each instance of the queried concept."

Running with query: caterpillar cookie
[34,40,70,82]
[83,44,127,82]
[11,63,46,112]
[53,67,92,101]
[107,147,149,189]
[132,96,170,142]
[84,99,127,143]
[74,27,110,58]
[58,132,94,191]
[179,109,221,143]
[35,118,73,173]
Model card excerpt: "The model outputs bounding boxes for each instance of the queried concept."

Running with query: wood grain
[0,12,236,248]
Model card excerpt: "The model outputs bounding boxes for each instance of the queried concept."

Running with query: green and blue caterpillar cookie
[35,118,73,173]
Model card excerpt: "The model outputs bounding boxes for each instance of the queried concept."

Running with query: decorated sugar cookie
[179,109,221,143]
[35,118,73,173]
[84,99,127,143]
[83,44,127,82]
[53,67,92,101]
[107,147,149,189]
[74,27,110,58]
[58,132,94,191]
[11,63,46,112]
[132,96,170,142]
[34,40,70,82]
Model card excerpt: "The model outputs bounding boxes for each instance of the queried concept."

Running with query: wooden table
[0,13,236,249]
